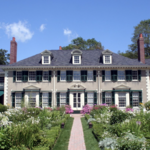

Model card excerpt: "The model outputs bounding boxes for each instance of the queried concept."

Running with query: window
[29,71,36,81]
[15,93,22,108]
[42,93,48,107]
[105,55,110,64]
[17,72,22,81]
[74,56,79,64]
[118,92,126,107]
[105,92,112,106]
[118,71,125,81]
[28,93,36,107]
[132,71,138,80]
[43,71,49,81]
[61,71,66,81]
[105,71,111,81]
[73,71,80,81]
[87,93,94,106]
[60,93,66,106]
[132,92,139,107]
[44,56,49,64]
[88,71,93,81]
[0,77,4,83]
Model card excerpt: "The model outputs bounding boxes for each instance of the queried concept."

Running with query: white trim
[146,70,150,102]
[42,55,51,65]
[103,55,112,64]
[72,55,81,65]
[4,71,8,106]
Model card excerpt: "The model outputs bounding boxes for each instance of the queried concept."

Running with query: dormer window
[71,49,82,65]
[41,50,52,65]
[105,55,110,64]
[102,49,113,64]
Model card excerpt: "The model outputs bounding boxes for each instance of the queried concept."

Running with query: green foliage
[84,114,90,120]
[0,104,7,112]
[62,37,103,50]
[0,49,10,65]
[118,50,138,59]
[144,101,150,110]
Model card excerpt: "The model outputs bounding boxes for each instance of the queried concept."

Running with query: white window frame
[132,92,139,107]
[42,55,51,64]
[16,71,22,82]
[73,55,81,64]
[15,92,22,108]
[28,92,37,107]
[118,70,125,81]
[60,71,66,81]
[42,92,49,107]
[105,92,112,106]
[105,70,111,81]
[132,70,138,81]
[118,92,126,107]
[60,93,66,106]
[87,92,94,106]
[43,71,49,81]
[103,55,112,64]
[73,71,81,81]
[28,71,36,82]
[87,71,93,81]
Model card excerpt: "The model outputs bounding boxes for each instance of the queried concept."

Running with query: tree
[0,49,10,65]
[118,50,138,59]
[62,37,103,50]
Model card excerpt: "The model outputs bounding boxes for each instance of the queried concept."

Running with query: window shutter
[112,91,115,105]
[66,70,73,82]
[138,70,141,81]
[93,70,96,82]
[102,92,105,104]
[130,91,133,107]
[36,71,42,82]
[13,71,16,82]
[66,92,69,105]
[111,70,117,82]
[22,71,28,82]
[57,71,60,82]
[125,70,132,81]
[39,93,42,107]
[57,93,60,107]
[139,91,142,103]
[81,70,87,82]
[102,70,105,82]
[94,92,97,104]
[85,92,87,105]
[49,71,52,82]
[48,93,52,107]
[12,93,15,107]
[22,92,24,104]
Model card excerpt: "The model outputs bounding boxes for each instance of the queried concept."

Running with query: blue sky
[0,0,150,61]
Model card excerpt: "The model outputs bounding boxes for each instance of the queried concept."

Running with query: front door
[73,93,82,110]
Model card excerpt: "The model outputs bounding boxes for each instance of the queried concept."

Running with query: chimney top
[13,37,15,41]
[139,33,143,38]
[59,46,62,50]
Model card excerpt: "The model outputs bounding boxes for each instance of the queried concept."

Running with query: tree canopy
[62,37,103,50]
[0,49,10,65]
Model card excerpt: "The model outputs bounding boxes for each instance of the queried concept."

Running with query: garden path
[68,114,86,150]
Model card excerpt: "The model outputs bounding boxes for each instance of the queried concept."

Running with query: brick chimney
[137,33,145,64]
[10,37,17,64]
[59,46,62,50]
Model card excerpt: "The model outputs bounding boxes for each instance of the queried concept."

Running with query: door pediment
[114,84,130,90]
[69,84,85,90]
[24,85,40,90]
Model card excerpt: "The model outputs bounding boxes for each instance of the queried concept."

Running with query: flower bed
[0,105,72,150]
[82,104,150,149]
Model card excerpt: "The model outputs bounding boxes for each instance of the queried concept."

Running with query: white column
[146,70,150,102]
[4,71,8,106]
[53,71,56,107]
[115,92,118,106]
[98,70,101,104]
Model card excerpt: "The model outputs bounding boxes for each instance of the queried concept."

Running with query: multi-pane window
[87,93,94,106]
[44,56,49,63]
[0,77,4,83]
[74,56,79,64]
[105,71,111,81]
[28,93,36,107]
[29,71,36,81]
[42,93,48,107]
[73,71,80,81]
[132,71,138,80]
[105,56,110,63]
[118,92,126,107]
[43,71,48,81]
[15,93,22,108]
[60,93,66,106]
[61,71,66,81]
[17,72,22,81]
[105,92,112,106]
[118,71,125,81]
[132,92,139,107]
[88,71,93,81]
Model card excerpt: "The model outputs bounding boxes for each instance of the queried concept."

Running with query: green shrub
[84,114,90,120]
[0,104,8,112]
[144,101,150,110]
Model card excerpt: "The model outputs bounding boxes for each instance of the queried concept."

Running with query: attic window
[102,49,113,64]
[105,56,110,64]
[44,56,49,63]
[41,50,52,65]
[71,49,82,65]
[74,56,79,64]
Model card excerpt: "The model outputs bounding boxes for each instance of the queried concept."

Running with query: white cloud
[40,24,45,32]
[64,28,72,35]
[3,21,34,42]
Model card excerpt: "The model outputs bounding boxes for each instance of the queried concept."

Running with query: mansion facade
[1,34,150,110]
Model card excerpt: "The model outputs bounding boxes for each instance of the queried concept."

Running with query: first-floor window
[105,92,112,106]
[73,71,80,81]
[28,93,36,107]
[43,71,49,81]
[118,92,126,107]
[29,71,36,81]
[132,71,138,81]
[87,93,94,106]
[60,93,66,106]
[42,93,48,107]
[105,71,111,81]
[16,93,22,108]
[88,71,93,81]
[132,92,139,107]
[118,71,125,81]
[17,72,22,81]
[61,71,66,81]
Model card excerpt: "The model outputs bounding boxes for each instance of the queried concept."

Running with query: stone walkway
[68,114,86,150]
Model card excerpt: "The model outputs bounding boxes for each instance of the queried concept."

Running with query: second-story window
[87,71,93,81]
[73,71,80,81]
[105,55,110,64]
[29,71,36,81]
[132,71,138,81]
[74,56,79,64]
[105,71,111,81]
[61,71,66,81]
[17,72,22,81]
[0,77,4,83]
[43,71,48,81]
[118,71,125,81]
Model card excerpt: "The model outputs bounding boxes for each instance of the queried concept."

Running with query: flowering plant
[125,107,133,112]
[80,104,92,114]
[65,105,73,114]
[45,107,53,111]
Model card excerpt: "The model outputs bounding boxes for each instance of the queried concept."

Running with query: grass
[53,117,74,150]
[81,117,100,150]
